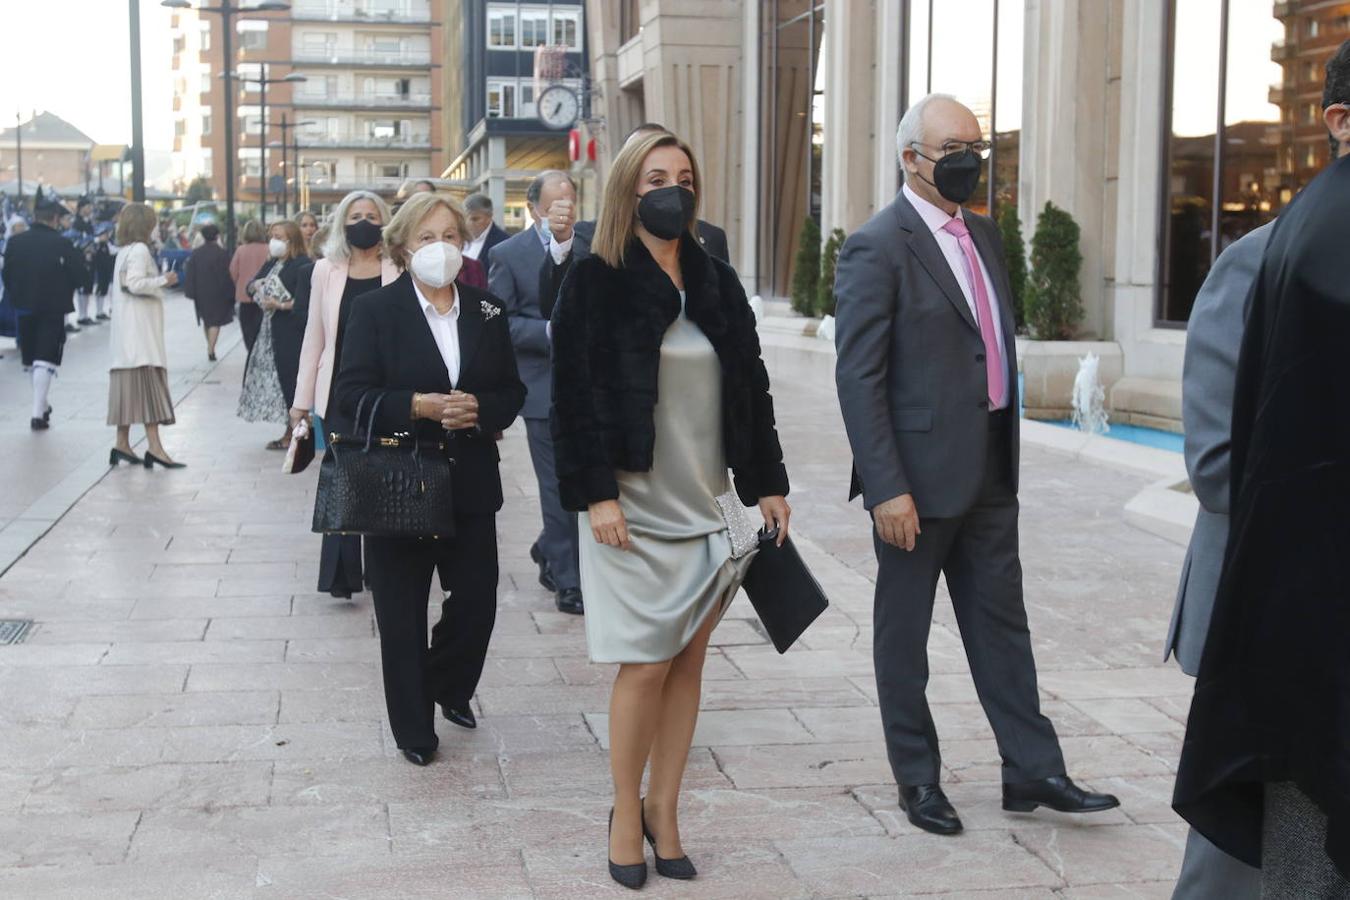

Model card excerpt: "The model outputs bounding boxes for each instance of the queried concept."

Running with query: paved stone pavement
[0,300,1192,898]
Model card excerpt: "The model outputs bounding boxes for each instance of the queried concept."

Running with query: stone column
[822,0,888,238]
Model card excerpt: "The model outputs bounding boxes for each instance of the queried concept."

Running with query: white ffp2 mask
[410,241,463,289]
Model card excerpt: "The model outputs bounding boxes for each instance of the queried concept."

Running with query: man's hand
[546,198,575,244]
[439,391,479,431]
[589,499,630,550]
[873,493,920,551]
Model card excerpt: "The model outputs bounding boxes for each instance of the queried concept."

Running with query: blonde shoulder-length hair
[115,202,157,246]
[382,192,470,270]
[592,132,702,268]
[322,190,391,262]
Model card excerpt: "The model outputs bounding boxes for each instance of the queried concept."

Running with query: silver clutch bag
[715,491,760,559]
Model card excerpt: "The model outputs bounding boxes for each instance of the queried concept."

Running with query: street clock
[537,85,580,130]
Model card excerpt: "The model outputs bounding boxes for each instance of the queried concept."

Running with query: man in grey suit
[487,170,584,615]
[833,94,1117,836]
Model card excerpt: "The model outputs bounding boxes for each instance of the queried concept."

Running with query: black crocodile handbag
[312,392,456,539]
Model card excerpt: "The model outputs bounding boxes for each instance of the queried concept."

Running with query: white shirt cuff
[549,234,573,265]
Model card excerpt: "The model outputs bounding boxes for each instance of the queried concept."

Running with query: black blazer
[334,272,527,516]
[550,233,789,512]
[540,218,730,320]
[0,223,86,316]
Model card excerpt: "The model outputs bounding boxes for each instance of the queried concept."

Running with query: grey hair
[896,93,959,182]
[322,190,391,261]
[464,192,493,214]
[526,170,575,207]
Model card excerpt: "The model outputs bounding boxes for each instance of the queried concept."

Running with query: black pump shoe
[110,448,142,467]
[899,784,964,836]
[442,705,476,729]
[1002,775,1120,814]
[143,452,186,470]
[641,798,696,880]
[401,747,435,767]
[608,808,648,890]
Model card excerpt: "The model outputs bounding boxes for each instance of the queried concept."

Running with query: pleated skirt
[108,366,176,427]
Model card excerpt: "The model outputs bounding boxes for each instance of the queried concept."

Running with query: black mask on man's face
[635,185,696,241]
[345,219,383,250]
[914,147,983,205]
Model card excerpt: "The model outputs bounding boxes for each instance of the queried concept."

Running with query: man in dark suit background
[833,94,1117,837]
[463,193,510,264]
[487,171,584,616]
[538,123,730,316]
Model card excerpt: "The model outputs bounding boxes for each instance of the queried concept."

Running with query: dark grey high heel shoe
[608,807,647,890]
[641,798,696,880]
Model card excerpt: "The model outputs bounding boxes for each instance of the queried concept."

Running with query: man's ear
[1323,104,1350,155]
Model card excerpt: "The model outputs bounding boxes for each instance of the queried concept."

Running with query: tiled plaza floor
[0,300,1190,898]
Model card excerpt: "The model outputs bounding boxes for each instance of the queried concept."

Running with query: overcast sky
[0,1,175,150]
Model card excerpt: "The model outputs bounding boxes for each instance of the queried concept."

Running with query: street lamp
[159,0,291,249]
[267,115,315,218]
[231,70,305,224]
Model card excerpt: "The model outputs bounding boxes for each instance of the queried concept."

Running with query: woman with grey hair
[291,190,398,599]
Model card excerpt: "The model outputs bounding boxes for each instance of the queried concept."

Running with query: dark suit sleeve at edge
[832,228,909,509]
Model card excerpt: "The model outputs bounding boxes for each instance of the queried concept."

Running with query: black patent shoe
[556,587,584,616]
[899,783,964,835]
[1002,775,1120,814]
[641,798,696,880]
[442,705,477,729]
[401,747,435,767]
[530,542,557,592]
[30,417,49,431]
[143,452,187,470]
[608,808,648,890]
[110,448,142,466]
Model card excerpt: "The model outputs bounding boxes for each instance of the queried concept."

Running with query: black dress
[316,273,383,598]
[264,255,312,409]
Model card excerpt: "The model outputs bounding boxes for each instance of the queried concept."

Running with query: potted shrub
[790,217,821,317]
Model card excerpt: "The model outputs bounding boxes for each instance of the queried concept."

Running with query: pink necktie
[942,217,1005,408]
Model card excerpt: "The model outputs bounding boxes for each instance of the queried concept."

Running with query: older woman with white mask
[291,190,398,599]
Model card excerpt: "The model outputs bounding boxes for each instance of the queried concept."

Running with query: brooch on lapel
[480,300,502,321]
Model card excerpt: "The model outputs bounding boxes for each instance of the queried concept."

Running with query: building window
[1156,0,1328,325]
[237,21,268,51]
[520,83,537,119]
[202,114,212,136]
[175,119,187,138]
[520,9,549,48]
[173,34,186,55]
[200,73,212,95]
[487,79,516,118]
[488,7,516,49]
[552,9,581,50]
[199,21,211,51]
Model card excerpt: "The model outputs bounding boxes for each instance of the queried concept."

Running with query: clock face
[537,86,579,130]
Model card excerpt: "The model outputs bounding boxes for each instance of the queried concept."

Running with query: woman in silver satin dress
[550,131,791,889]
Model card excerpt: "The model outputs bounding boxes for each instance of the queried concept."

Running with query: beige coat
[292,256,399,417]
[110,242,171,371]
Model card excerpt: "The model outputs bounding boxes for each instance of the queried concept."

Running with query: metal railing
[305,175,409,191]
[292,48,432,65]
[291,1,432,23]
[298,132,432,148]
[291,92,432,108]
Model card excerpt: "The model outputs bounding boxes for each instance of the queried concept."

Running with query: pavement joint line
[0,329,243,579]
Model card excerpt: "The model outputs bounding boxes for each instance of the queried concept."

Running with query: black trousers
[365,515,499,750]
[872,411,1065,786]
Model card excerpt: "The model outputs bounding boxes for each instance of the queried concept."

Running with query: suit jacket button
[975,353,985,362]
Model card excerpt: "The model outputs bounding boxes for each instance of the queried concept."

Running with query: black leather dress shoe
[1002,775,1120,814]
[530,542,557,592]
[899,784,963,835]
[401,747,435,766]
[556,587,584,615]
[30,417,49,431]
[442,705,476,729]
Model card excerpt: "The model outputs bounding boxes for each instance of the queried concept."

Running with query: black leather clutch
[741,530,829,653]
[312,392,456,539]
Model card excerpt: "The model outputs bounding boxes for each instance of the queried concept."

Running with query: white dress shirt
[902,183,1009,407]
[413,280,462,386]
[549,231,573,265]
[463,230,488,261]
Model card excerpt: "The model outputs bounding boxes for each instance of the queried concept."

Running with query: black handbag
[311,392,456,539]
[741,530,829,653]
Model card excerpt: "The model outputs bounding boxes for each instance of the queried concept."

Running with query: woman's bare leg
[644,607,718,858]
[144,423,174,462]
[608,659,672,865]
[205,326,219,357]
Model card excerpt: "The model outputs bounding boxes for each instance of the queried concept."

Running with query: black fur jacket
[549,233,790,512]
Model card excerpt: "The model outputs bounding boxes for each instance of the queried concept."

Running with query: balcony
[292,92,433,110]
[305,175,407,192]
[292,48,432,66]
[1269,85,1291,105]
[1271,39,1296,62]
[291,1,433,25]
[298,131,432,150]
[1273,1,1292,17]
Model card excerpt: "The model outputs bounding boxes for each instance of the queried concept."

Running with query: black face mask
[345,219,383,250]
[915,147,983,205]
[636,185,696,241]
